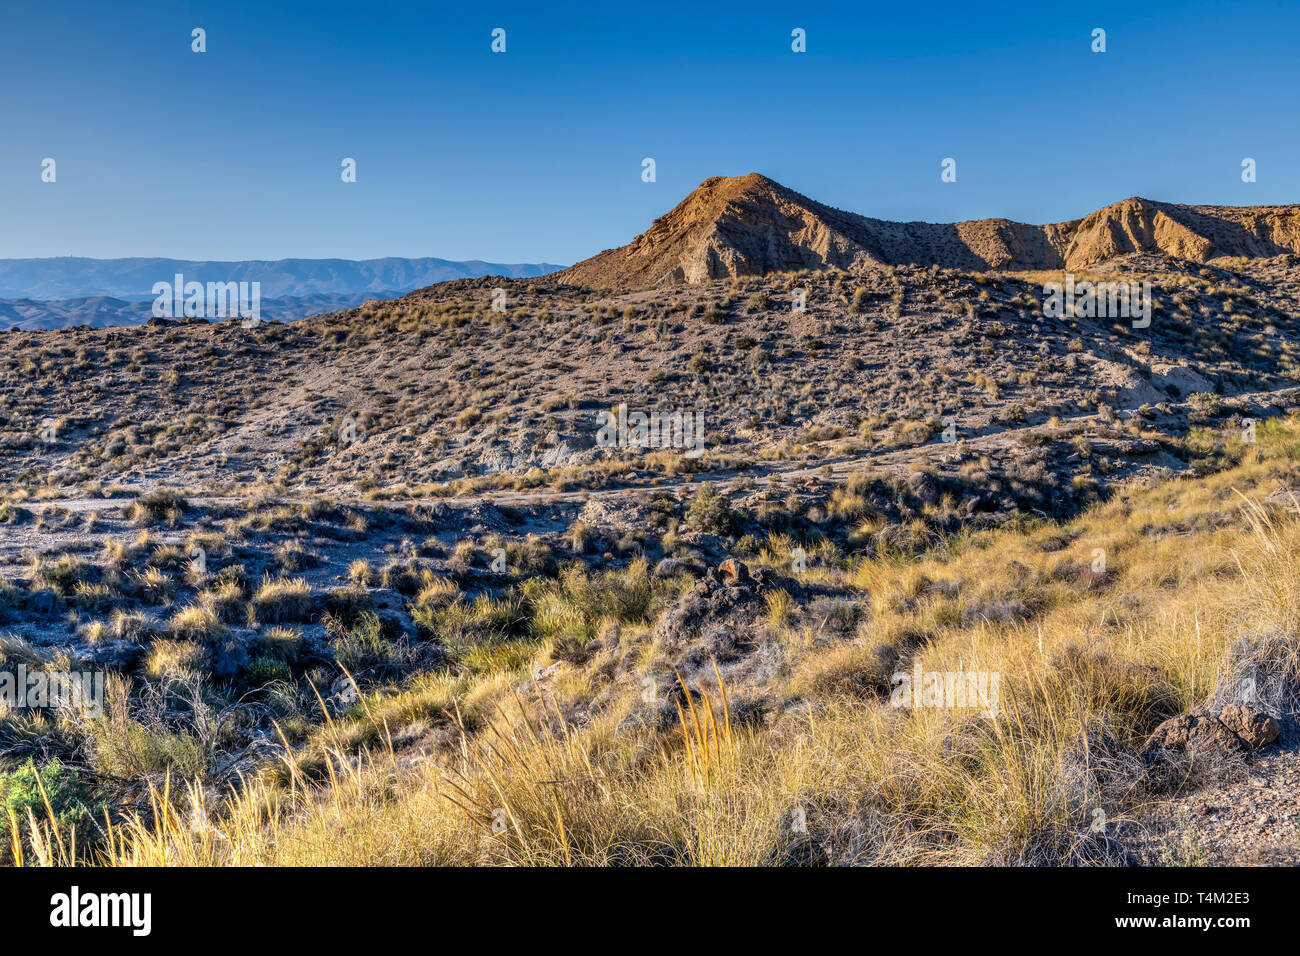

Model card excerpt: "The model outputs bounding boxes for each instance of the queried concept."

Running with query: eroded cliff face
[556,174,1300,289]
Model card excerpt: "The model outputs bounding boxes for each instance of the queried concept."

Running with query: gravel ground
[1127,737,1300,865]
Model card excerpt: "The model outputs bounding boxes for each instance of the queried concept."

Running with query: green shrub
[245,656,292,685]
[685,483,738,535]
[0,758,99,832]
[1257,417,1300,460]
[86,715,208,781]
[331,612,410,681]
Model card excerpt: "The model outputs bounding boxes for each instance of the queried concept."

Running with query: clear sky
[2,0,1297,263]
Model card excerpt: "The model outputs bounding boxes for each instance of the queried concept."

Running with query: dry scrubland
[4,254,1300,498]
[4,177,1300,866]
[4,419,1298,865]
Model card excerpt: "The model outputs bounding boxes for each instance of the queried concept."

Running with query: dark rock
[1144,713,1238,751]
[1217,703,1280,749]
[211,637,251,682]
[906,471,939,506]
[1145,703,1280,752]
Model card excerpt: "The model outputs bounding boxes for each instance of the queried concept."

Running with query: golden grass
[22,418,1300,866]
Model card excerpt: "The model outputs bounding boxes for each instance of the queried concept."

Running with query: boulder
[717,558,750,587]
[1145,704,1280,752]
[1217,703,1281,750]
[1144,713,1238,751]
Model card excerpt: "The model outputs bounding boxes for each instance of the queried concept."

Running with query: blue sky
[2,0,1297,263]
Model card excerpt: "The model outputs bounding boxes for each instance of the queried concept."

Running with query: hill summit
[556,173,1300,289]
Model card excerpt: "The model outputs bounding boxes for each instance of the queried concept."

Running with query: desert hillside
[3,177,1300,869]
[557,174,1300,288]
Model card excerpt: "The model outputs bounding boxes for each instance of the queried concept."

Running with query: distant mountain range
[557,173,1300,289]
[0,291,417,330]
[0,256,564,330]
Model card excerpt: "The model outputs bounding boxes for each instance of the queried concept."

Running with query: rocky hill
[557,174,1300,289]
